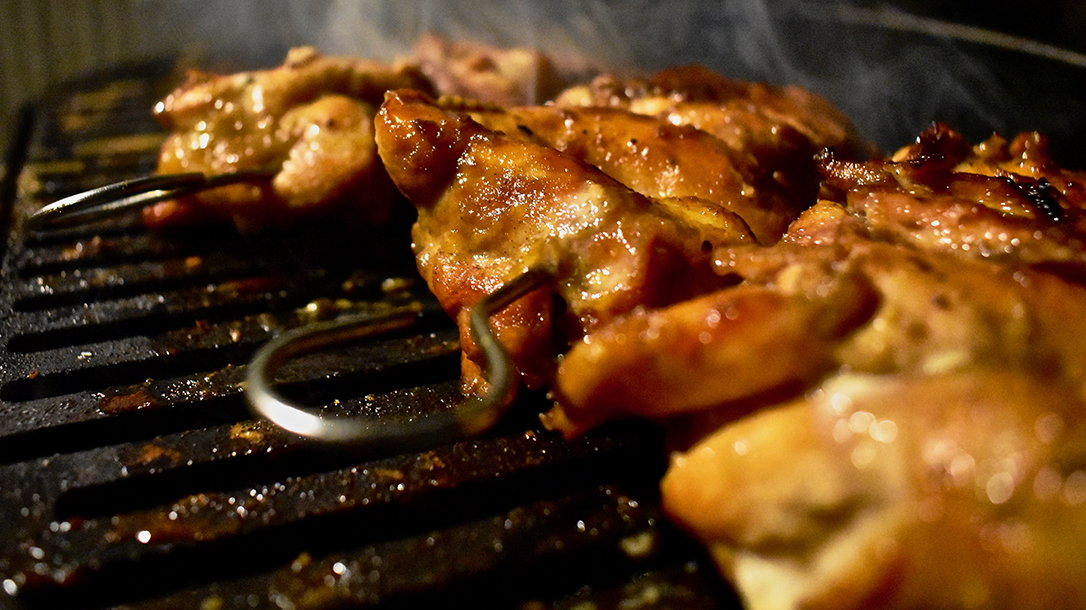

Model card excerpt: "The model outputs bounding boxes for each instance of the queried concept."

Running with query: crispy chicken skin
[150,47,433,230]
[808,123,1086,265]
[374,89,751,391]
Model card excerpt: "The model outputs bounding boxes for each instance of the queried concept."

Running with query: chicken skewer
[366,68,870,393]
[32,39,1086,608]
[25,170,276,230]
[27,47,434,232]
[541,124,1086,610]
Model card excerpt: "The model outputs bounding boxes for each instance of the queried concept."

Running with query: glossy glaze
[151,47,431,230]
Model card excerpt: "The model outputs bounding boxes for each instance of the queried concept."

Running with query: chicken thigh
[374,89,751,391]
[663,371,1086,610]
[150,47,433,230]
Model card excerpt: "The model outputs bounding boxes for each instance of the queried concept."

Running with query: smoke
[151,0,1086,161]
[154,0,633,68]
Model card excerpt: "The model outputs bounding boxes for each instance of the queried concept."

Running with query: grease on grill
[125,442,184,467]
[98,383,161,414]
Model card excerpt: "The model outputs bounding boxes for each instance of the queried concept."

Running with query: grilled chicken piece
[374,89,752,392]
[455,101,800,243]
[150,46,433,230]
[543,125,1086,609]
[549,123,1086,433]
[556,66,877,201]
[663,371,1086,610]
[410,33,579,106]
[555,65,864,148]
[809,123,1086,265]
[547,239,1086,436]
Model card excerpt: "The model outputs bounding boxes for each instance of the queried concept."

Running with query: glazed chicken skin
[556,66,877,222]
[542,125,1086,609]
[809,122,1086,265]
[452,100,801,243]
[150,47,433,230]
[374,89,753,392]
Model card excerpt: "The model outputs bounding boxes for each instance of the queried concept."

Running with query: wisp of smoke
[161,0,1086,161]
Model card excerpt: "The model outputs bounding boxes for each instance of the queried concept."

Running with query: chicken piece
[556,65,866,149]
[549,124,1086,433]
[149,46,433,230]
[540,249,875,435]
[549,243,1086,608]
[374,89,752,392]
[556,67,877,190]
[663,371,1086,610]
[810,123,1086,265]
[410,33,578,106]
[455,101,799,243]
[547,239,1086,436]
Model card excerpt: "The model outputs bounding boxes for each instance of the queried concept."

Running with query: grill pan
[0,63,738,609]
[4,6,1086,608]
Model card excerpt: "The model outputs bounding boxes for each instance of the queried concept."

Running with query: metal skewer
[245,268,553,449]
[26,170,276,230]
[31,168,555,448]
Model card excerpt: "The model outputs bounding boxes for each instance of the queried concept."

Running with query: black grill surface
[0,64,740,609]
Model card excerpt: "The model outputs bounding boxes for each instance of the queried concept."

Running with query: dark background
[878,0,1086,54]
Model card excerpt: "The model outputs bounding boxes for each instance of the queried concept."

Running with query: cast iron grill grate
[0,64,740,609]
